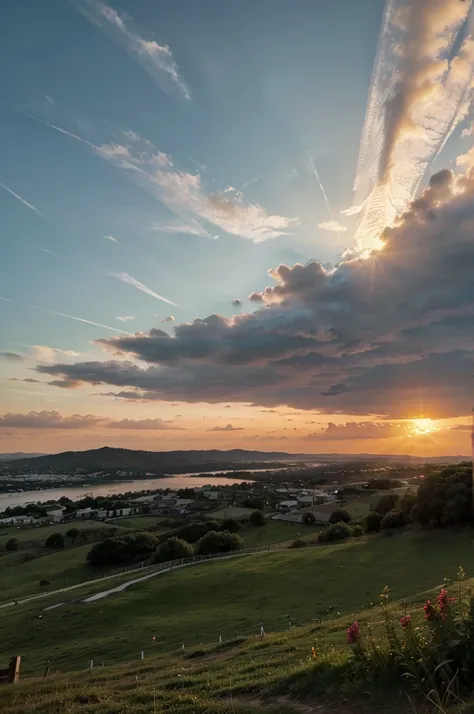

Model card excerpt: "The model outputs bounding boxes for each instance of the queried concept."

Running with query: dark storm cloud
[36,165,474,418]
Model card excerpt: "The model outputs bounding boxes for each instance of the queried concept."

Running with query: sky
[0,0,473,457]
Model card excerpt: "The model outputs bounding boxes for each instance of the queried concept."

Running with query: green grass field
[0,520,126,550]
[1,527,474,712]
[241,519,321,547]
[105,515,169,529]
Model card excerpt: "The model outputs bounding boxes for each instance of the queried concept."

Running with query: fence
[0,540,292,610]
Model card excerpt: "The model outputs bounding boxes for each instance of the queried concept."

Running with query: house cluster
[275,488,337,512]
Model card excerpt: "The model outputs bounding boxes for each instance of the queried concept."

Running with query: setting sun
[410,419,437,436]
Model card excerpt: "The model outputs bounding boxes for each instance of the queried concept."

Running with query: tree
[248,510,266,527]
[5,538,20,552]
[328,509,351,524]
[412,464,471,527]
[152,537,193,564]
[221,518,242,533]
[364,511,383,533]
[374,494,400,517]
[45,533,65,549]
[302,512,316,525]
[318,522,353,543]
[244,497,265,511]
[195,530,243,555]
[381,510,405,530]
[400,491,418,522]
[66,528,80,544]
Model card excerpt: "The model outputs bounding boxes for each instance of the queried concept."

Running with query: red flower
[424,600,437,621]
[347,621,359,644]
[437,588,455,620]
[400,615,411,629]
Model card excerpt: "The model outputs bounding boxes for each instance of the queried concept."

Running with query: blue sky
[1,0,472,456]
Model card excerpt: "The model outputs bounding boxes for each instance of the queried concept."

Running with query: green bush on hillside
[364,511,383,533]
[302,512,316,525]
[221,518,242,533]
[152,536,194,564]
[328,509,351,524]
[5,538,20,552]
[411,464,471,527]
[381,510,405,530]
[374,493,399,516]
[45,533,65,549]
[194,530,244,556]
[318,521,353,543]
[87,532,159,566]
[248,510,266,527]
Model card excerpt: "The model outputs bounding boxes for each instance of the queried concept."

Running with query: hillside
[3,446,293,474]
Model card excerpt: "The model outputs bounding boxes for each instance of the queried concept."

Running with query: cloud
[0,297,12,303]
[36,162,474,419]
[108,271,177,307]
[9,378,41,384]
[0,411,182,430]
[44,95,54,104]
[30,306,129,335]
[351,0,474,254]
[208,424,244,432]
[308,421,413,441]
[69,0,190,99]
[31,345,83,364]
[0,352,25,362]
[105,234,119,244]
[162,315,175,323]
[115,316,135,322]
[318,220,348,233]
[31,244,59,257]
[232,299,243,308]
[0,183,46,219]
[95,134,296,243]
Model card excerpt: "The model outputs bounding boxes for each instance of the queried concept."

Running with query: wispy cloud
[30,306,129,334]
[32,345,83,364]
[108,271,177,307]
[44,94,54,104]
[0,352,25,362]
[115,315,135,322]
[209,424,244,432]
[0,183,46,219]
[318,220,347,233]
[31,244,59,257]
[104,234,119,244]
[0,297,12,303]
[69,0,190,100]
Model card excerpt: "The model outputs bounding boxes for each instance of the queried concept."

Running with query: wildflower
[347,621,359,645]
[400,615,411,629]
[437,588,455,620]
[423,600,437,621]
[311,646,318,660]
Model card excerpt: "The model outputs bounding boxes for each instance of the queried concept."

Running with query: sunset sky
[1,0,473,457]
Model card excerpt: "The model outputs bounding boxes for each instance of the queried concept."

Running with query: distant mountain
[0,453,47,461]
[2,446,293,474]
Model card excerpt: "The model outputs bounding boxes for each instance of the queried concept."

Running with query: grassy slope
[241,520,321,547]
[0,520,127,549]
[105,515,169,529]
[1,528,473,680]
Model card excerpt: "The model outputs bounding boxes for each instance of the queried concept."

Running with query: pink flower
[347,621,359,644]
[400,615,411,629]
[423,600,437,621]
[437,588,455,620]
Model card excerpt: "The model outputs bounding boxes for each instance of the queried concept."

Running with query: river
[0,471,260,510]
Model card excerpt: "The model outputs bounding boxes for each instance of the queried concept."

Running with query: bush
[87,532,159,567]
[221,518,242,533]
[45,533,65,549]
[39,578,50,588]
[328,509,351,524]
[412,464,471,527]
[318,522,353,543]
[22,551,37,563]
[152,537,194,564]
[243,497,265,511]
[374,493,399,516]
[364,511,383,533]
[195,530,243,556]
[381,509,405,530]
[302,511,316,525]
[290,539,307,548]
[5,538,20,552]
[66,528,80,543]
[248,510,266,527]
[352,524,364,538]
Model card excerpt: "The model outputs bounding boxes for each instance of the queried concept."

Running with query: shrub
[45,533,65,549]
[152,537,193,564]
[302,512,316,525]
[328,509,351,524]
[374,493,399,516]
[243,497,265,511]
[290,539,307,549]
[400,491,417,521]
[195,530,243,556]
[22,551,37,563]
[364,511,383,533]
[66,527,80,543]
[87,532,159,567]
[5,538,20,552]
[412,464,471,527]
[318,522,353,543]
[248,510,266,527]
[39,578,50,588]
[352,524,364,538]
[221,518,242,533]
[381,509,405,530]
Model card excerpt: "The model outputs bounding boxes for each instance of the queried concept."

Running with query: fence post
[90,660,94,669]
[219,634,222,643]
[43,660,50,679]
[181,643,184,651]
[8,657,21,683]
[141,651,144,660]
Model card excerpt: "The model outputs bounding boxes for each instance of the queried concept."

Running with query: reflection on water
[0,471,259,510]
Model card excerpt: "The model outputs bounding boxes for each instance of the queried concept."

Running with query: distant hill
[0,453,47,461]
[2,446,293,474]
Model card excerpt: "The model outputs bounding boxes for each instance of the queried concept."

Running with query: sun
[410,418,437,436]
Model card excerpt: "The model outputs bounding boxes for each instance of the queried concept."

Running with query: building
[277,500,299,512]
